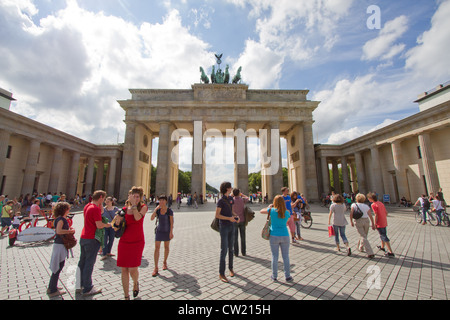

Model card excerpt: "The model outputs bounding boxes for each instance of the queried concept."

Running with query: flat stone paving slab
[1,202,449,306]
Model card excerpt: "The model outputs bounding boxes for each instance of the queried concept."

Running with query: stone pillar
[48,147,63,193]
[354,151,366,194]
[349,160,358,193]
[234,121,249,195]
[370,146,384,194]
[119,121,137,200]
[191,121,204,197]
[155,122,171,196]
[108,156,117,197]
[341,156,351,194]
[331,159,341,194]
[67,152,81,198]
[21,139,41,196]
[0,129,11,179]
[85,157,95,196]
[391,140,409,201]
[260,122,282,201]
[321,156,330,195]
[303,121,319,201]
[95,158,105,190]
[418,133,440,195]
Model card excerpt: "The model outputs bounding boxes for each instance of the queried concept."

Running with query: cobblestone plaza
[1,202,449,305]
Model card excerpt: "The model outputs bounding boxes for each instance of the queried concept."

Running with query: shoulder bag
[261,209,271,240]
[353,204,363,220]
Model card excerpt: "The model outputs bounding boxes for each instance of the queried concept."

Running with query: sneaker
[48,289,66,297]
[270,275,277,282]
[83,286,102,296]
[385,252,395,258]
[377,246,386,252]
[285,276,293,282]
[347,248,351,256]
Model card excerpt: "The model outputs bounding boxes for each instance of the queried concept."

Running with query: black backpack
[423,197,430,210]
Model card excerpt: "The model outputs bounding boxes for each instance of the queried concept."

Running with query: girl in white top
[432,195,445,224]
[350,193,376,258]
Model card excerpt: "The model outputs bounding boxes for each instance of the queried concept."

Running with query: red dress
[117,206,146,268]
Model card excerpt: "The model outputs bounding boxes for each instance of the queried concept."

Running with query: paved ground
[1,201,449,305]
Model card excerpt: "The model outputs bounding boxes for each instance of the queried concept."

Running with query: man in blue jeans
[77,190,111,296]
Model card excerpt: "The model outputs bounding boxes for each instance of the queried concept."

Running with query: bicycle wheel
[301,215,313,229]
[415,211,423,223]
[18,221,30,232]
[442,214,450,227]
[428,211,438,226]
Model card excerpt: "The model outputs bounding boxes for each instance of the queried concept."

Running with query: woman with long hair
[260,195,293,282]
[115,186,148,300]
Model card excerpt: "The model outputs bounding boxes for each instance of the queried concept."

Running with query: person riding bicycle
[29,199,44,226]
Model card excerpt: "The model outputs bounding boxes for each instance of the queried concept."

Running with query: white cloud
[362,15,408,61]
[0,1,214,144]
[405,0,450,81]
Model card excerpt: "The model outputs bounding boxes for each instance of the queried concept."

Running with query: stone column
[418,133,440,195]
[155,122,171,196]
[260,122,282,201]
[95,158,105,190]
[0,129,11,179]
[370,146,384,194]
[48,147,63,193]
[191,121,204,197]
[349,160,358,193]
[21,139,41,196]
[107,156,117,197]
[321,156,329,195]
[234,121,249,195]
[341,156,351,194]
[303,121,319,201]
[119,121,137,200]
[331,159,341,194]
[391,140,409,201]
[354,151,366,194]
[85,157,95,195]
[67,152,81,197]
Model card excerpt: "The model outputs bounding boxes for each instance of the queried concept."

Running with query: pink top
[232,196,248,222]
[30,204,41,216]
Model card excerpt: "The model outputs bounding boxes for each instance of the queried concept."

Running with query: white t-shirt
[351,203,370,219]
[432,199,443,211]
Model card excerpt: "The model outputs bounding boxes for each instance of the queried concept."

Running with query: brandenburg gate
[117,62,320,202]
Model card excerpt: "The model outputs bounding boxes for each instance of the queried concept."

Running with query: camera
[117,209,126,217]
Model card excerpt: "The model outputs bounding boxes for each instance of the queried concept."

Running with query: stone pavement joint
[0,202,449,301]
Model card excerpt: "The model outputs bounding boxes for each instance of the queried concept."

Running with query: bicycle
[414,206,438,226]
[301,210,313,229]
[18,210,73,232]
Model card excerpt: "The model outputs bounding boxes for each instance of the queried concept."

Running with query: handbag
[62,233,77,250]
[211,218,220,232]
[261,209,271,240]
[328,225,335,237]
[353,204,363,220]
[112,213,127,238]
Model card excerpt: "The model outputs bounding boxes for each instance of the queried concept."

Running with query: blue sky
[1,0,449,190]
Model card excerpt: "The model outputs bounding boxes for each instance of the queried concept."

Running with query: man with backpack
[414,194,431,225]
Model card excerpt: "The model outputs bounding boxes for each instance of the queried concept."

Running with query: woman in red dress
[116,186,147,300]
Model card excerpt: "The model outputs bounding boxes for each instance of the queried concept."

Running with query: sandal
[124,296,130,300]
[163,263,168,270]
[133,282,139,298]
[152,268,159,277]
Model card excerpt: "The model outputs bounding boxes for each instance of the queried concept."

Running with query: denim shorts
[377,227,390,242]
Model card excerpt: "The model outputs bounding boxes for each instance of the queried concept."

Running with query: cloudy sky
[1,0,450,189]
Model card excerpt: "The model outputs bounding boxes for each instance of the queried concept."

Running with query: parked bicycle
[18,209,73,232]
[301,210,313,228]
[414,206,439,226]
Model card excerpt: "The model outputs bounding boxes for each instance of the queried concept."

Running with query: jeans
[78,238,100,293]
[234,222,246,256]
[269,236,290,279]
[333,225,348,244]
[102,227,115,256]
[219,223,235,275]
[48,260,65,294]
[295,221,302,238]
